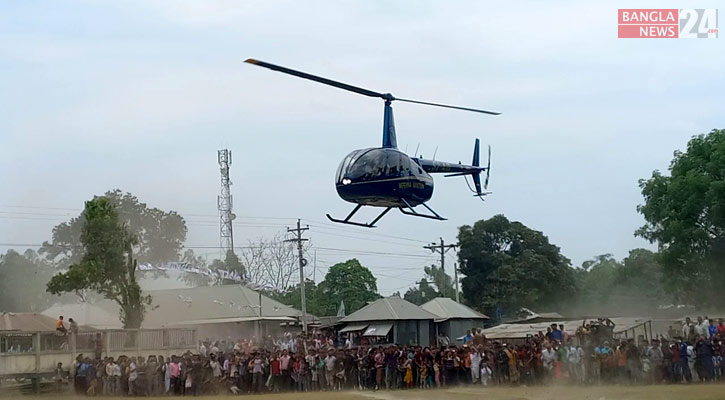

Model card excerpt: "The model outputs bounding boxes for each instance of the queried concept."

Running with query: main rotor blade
[245,58,386,99]
[395,98,500,115]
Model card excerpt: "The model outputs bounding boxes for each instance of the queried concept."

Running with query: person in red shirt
[717,319,725,337]
[270,353,281,392]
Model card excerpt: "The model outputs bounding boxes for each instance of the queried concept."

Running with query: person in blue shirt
[462,330,474,346]
[549,324,563,343]
[708,321,718,338]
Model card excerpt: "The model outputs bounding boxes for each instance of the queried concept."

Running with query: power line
[310,229,422,248]
[304,219,430,244]
[313,247,432,259]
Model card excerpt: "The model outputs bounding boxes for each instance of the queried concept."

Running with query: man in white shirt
[470,348,482,383]
[210,355,222,378]
[105,358,117,395]
[128,358,138,396]
[324,349,337,390]
[695,316,710,338]
[567,344,582,382]
[542,344,557,379]
[682,317,696,341]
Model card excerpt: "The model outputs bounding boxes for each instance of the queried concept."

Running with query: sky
[1,0,724,296]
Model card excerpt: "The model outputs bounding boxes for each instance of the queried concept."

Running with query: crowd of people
[53,316,725,396]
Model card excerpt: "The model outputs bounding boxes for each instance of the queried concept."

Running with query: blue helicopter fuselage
[335,148,434,207]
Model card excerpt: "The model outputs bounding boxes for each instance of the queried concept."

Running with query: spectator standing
[280,349,291,390]
[648,340,664,383]
[567,342,582,383]
[678,340,692,383]
[541,344,556,381]
[695,336,714,381]
[470,347,482,383]
[325,349,338,390]
[105,357,117,395]
[695,317,710,339]
[682,317,696,342]
[462,330,473,346]
[550,324,563,343]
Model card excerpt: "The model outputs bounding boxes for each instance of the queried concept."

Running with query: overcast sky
[1,1,724,295]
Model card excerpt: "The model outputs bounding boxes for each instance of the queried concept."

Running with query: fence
[0,328,196,378]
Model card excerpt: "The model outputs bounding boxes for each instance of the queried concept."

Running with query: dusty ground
[3,384,725,400]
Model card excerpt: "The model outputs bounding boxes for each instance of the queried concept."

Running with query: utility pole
[424,237,458,298]
[453,262,460,303]
[286,219,309,333]
[424,237,457,274]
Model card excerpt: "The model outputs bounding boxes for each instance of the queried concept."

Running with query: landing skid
[398,198,447,221]
[326,200,446,228]
[326,204,392,228]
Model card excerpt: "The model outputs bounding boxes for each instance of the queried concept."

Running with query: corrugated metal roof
[143,285,302,327]
[169,316,295,325]
[40,285,304,329]
[0,312,60,332]
[420,298,489,322]
[482,317,651,339]
[340,297,438,323]
[42,302,122,329]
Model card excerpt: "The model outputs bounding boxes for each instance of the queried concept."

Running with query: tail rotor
[471,139,483,196]
[484,144,491,190]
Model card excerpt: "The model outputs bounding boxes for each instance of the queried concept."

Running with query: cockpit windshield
[337,148,413,183]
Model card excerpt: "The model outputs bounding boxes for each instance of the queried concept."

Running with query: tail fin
[471,139,482,195]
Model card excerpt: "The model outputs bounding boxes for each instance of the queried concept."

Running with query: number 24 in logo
[680,9,718,38]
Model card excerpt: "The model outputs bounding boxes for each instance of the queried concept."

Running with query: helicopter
[245,59,499,228]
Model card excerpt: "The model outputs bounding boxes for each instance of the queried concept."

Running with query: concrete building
[339,297,437,346]
[420,297,489,341]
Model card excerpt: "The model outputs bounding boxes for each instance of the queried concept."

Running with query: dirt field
[3,384,725,400]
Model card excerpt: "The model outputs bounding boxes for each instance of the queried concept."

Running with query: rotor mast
[382,98,397,149]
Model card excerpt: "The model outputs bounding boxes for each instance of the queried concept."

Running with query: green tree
[40,189,187,268]
[637,128,725,305]
[46,197,151,328]
[403,265,457,305]
[575,254,619,306]
[457,214,576,317]
[617,248,665,303]
[222,250,245,284]
[403,278,439,305]
[318,259,379,314]
[268,279,330,316]
[571,250,666,315]
[0,249,56,312]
